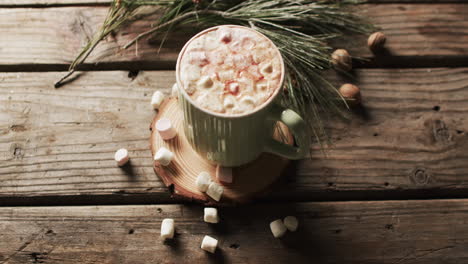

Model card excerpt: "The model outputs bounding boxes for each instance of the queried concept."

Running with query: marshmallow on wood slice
[283,216,299,232]
[270,219,287,238]
[206,182,223,202]
[160,218,175,240]
[156,118,177,140]
[204,207,219,224]
[196,171,212,192]
[171,83,179,98]
[201,235,218,253]
[216,166,233,184]
[114,148,129,166]
[154,147,174,166]
[151,91,166,109]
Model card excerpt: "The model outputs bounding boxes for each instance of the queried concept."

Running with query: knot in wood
[10,143,24,160]
[410,168,430,185]
[432,120,451,144]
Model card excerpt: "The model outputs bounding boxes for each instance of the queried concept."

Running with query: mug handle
[264,104,310,160]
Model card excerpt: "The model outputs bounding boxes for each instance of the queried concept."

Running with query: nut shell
[339,84,361,105]
[331,49,352,71]
[368,32,386,52]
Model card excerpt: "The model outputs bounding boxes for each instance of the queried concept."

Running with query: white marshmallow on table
[270,219,287,238]
[204,207,219,224]
[196,171,212,192]
[201,235,218,253]
[171,83,179,98]
[156,118,177,140]
[283,216,299,232]
[114,148,129,166]
[160,218,175,240]
[206,182,223,202]
[151,91,166,109]
[216,166,233,184]
[154,147,174,166]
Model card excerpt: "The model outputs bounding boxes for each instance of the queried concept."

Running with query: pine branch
[58,0,375,149]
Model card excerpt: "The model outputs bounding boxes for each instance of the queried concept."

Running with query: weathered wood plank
[0,0,109,6]
[1,199,467,263]
[1,0,464,6]
[0,4,467,68]
[1,69,468,204]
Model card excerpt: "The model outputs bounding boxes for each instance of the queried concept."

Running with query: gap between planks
[3,55,468,73]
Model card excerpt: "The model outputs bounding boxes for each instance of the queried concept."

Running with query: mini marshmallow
[256,81,269,92]
[229,82,239,94]
[196,172,212,192]
[197,75,214,89]
[156,118,177,140]
[204,207,219,223]
[154,147,174,166]
[114,148,129,166]
[270,219,287,238]
[216,166,233,184]
[160,218,174,240]
[189,51,209,66]
[260,62,273,75]
[223,97,235,109]
[283,216,299,232]
[218,28,232,43]
[171,83,179,98]
[206,182,223,202]
[201,235,218,253]
[218,70,235,82]
[151,91,165,109]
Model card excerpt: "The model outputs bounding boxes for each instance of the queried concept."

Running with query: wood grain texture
[1,199,467,263]
[1,0,465,6]
[1,69,468,204]
[0,4,467,68]
[0,0,109,6]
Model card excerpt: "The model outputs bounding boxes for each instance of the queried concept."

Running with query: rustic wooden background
[1,0,468,263]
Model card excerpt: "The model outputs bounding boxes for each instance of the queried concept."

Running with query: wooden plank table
[1,1,468,263]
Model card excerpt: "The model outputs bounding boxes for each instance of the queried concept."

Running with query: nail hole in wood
[385,224,394,230]
[128,229,135,234]
[373,133,379,137]
[128,70,139,80]
[457,130,464,134]
[157,208,163,213]
[229,243,240,249]
[433,106,440,111]
[384,182,389,186]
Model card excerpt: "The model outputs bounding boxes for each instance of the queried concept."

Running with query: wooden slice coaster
[150,98,293,205]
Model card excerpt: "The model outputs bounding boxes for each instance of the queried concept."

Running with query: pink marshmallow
[216,165,233,184]
[156,118,177,140]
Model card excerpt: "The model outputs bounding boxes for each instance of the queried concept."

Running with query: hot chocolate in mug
[176,25,309,167]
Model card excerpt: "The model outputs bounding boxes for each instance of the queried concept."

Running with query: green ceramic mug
[176,25,309,167]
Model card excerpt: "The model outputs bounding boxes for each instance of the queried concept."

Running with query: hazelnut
[339,84,361,105]
[331,49,352,71]
[368,32,386,52]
